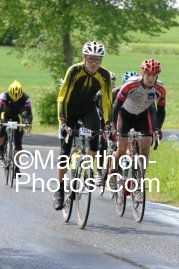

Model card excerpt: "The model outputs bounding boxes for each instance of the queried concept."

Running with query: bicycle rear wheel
[131,159,145,223]
[97,166,108,196]
[97,182,105,196]
[75,164,92,229]
[98,157,114,198]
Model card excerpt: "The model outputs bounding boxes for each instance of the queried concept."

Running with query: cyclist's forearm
[112,99,123,128]
[58,102,67,124]
[148,104,157,130]
[24,107,33,123]
[157,105,166,129]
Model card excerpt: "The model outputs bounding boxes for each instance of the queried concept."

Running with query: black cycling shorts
[59,105,100,163]
[117,108,152,136]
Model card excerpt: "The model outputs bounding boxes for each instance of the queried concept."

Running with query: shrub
[36,88,58,125]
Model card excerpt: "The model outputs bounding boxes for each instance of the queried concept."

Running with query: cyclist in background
[54,41,112,211]
[113,71,140,103]
[109,71,116,89]
[0,80,33,174]
[112,59,166,178]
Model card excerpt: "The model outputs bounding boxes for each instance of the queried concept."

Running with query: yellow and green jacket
[57,62,112,124]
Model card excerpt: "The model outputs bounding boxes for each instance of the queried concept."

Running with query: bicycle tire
[98,153,113,198]
[131,158,145,223]
[115,187,126,217]
[3,142,10,186]
[114,166,126,217]
[62,170,74,223]
[62,193,74,223]
[97,163,108,197]
[10,144,15,188]
[62,148,80,223]
[7,143,15,188]
[97,184,105,196]
[75,162,92,229]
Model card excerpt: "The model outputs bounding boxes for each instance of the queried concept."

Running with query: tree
[0,0,178,80]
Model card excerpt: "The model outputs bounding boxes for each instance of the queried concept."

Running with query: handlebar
[1,121,31,135]
[61,126,98,144]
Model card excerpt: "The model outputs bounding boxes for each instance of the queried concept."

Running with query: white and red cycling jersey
[112,77,166,133]
[116,77,166,115]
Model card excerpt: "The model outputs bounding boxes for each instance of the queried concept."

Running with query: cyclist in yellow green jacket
[54,41,112,210]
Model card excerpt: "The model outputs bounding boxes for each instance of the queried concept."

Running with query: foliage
[0,45,179,130]
[0,0,178,80]
[36,88,58,125]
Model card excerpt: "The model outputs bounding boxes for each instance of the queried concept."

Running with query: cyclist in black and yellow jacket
[0,80,33,173]
[54,41,112,210]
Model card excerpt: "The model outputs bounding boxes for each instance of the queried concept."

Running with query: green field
[0,45,179,131]
[146,142,179,206]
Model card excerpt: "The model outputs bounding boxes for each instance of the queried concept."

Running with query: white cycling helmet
[82,41,105,57]
[59,78,64,86]
[122,71,139,84]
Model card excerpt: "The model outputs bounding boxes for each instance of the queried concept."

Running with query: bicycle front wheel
[114,169,126,217]
[62,170,74,223]
[3,142,14,187]
[115,182,126,217]
[131,159,145,223]
[75,164,92,229]
[9,144,15,188]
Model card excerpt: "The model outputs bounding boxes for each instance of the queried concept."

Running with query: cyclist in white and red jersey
[112,59,166,175]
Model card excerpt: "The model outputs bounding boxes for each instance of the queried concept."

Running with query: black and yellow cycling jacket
[57,62,112,124]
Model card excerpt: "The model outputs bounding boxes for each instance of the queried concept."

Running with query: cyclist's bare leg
[0,136,5,146]
[57,167,67,182]
[87,149,96,159]
[0,137,5,159]
[114,137,128,161]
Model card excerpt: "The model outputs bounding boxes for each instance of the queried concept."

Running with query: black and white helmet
[59,78,64,86]
[109,71,116,82]
[82,41,105,57]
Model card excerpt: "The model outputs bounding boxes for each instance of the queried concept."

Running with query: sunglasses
[86,56,102,64]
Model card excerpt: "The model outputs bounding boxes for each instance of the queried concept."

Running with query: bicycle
[1,121,30,188]
[62,126,96,229]
[95,130,127,217]
[120,128,146,223]
[112,128,159,223]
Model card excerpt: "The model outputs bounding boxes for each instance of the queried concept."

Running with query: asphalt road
[22,129,179,147]
[0,134,179,269]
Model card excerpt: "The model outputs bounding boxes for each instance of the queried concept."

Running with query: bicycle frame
[2,121,29,187]
[127,129,141,157]
[125,128,146,223]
